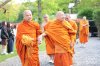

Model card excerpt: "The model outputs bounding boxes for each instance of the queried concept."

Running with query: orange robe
[79,19,89,44]
[43,21,55,55]
[69,20,78,54]
[16,20,41,66]
[69,20,78,41]
[45,20,76,66]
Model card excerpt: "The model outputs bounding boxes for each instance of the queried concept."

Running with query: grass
[39,39,46,51]
[0,45,17,62]
[0,40,46,62]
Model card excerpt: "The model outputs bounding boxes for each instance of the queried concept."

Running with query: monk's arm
[68,25,76,48]
[38,22,51,38]
[70,34,75,47]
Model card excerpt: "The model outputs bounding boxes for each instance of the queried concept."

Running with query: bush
[78,8,93,20]
[93,9,100,38]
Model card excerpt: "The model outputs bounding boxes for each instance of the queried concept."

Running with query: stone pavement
[0,37,100,66]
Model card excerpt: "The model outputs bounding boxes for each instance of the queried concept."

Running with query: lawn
[39,39,46,51]
[0,40,46,62]
[0,45,17,62]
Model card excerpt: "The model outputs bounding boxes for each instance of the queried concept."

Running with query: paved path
[0,37,100,66]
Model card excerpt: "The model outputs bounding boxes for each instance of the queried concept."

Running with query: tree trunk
[37,0,42,24]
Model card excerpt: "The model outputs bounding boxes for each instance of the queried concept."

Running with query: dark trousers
[7,38,14,53]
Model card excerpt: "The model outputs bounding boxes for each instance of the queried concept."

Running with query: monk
[65,15,78,50]
[65,15,78,66]
[16,10,42,66]
[79,16,89,47]
[65,15,78,41]
[40,11,76,66]
[41,14,54,63]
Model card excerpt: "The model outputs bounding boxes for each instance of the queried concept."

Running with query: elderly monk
[41,14,54,63]
[16,10,42,66]
[79,16,89,47]
[40,11,76,66]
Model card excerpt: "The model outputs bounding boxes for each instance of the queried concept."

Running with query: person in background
[7,22,14,54]
[79,16,89,47]
[1,21,9,55]
[13,24,17,38]
[65,15,78,65]
[65,15,78,52]
[41,14,54,63]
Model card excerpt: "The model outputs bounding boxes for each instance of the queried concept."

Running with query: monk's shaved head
[56,11,64,17]
[23,10,32,16]
[83,16,86,20]
[56,11,65,21]
[23,10,32,22]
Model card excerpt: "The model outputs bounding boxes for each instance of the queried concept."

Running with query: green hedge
[78,8,93,20]
[93,9,100,37]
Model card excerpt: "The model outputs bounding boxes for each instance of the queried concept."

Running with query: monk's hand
[82,25,85,27]
[41,33,46,37]
[83,24,88,27]
[70,41,74,48]
[38,35,42,44]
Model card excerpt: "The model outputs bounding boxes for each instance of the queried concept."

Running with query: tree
[93,9,100,38]
[41,0,72,14]
[37,0,42,24]
[0,0,11,8]
[78,8,93,20]
[0,0,20,22]
[16,2,38,22]
[73,0,100,13]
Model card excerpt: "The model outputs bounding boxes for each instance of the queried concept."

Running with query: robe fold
[43,21,55,55]
[69,20,78,41]
[68,20,78,54]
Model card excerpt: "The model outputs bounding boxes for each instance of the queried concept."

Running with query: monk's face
[56,12,65,22]
[23,10,32,22]
[76,18,80,23]
[65,16,70,21]
[44,15,49,22]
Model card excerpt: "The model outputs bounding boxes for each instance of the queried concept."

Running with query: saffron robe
[16,20,41,66]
